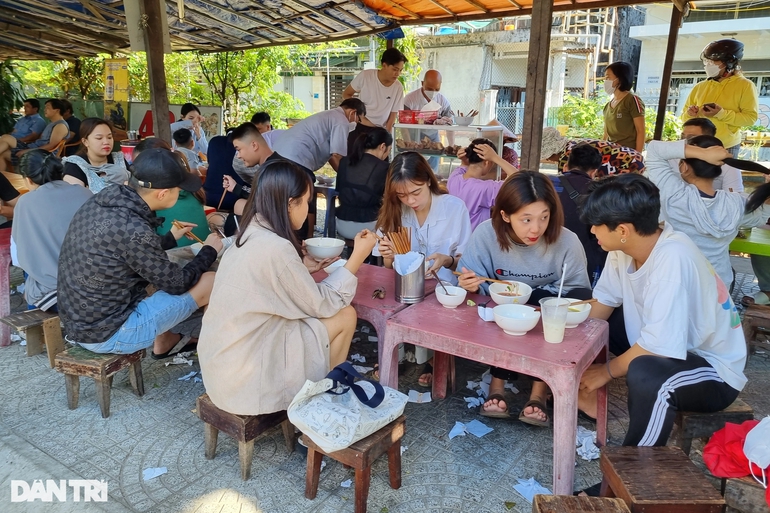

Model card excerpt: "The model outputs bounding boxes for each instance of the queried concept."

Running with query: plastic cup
[539,297,570,344]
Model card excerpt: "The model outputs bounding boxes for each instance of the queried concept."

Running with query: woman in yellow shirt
[682,39,758,157]
[602,62,646,152]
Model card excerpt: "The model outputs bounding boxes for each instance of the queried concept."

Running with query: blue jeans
[73,291,199,354]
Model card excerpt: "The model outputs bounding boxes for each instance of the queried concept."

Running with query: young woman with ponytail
[645,136,770,290]
[335,127,392,239]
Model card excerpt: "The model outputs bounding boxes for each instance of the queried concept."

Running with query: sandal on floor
[574,483,602,497]
[518,399,550,427]
[365,364,380,382]
[151,339,198,360]
[479,393,511,419]
[742,291,770,307]
[417,363,433,387]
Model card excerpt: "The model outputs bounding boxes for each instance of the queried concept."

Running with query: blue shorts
[76,291,199,354]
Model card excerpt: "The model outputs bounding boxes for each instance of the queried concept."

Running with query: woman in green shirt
[602,61,646,152]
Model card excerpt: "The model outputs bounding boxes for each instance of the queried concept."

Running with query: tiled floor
[0,257,766,513]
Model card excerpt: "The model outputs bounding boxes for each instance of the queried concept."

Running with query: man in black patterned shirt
[58,149,222,358]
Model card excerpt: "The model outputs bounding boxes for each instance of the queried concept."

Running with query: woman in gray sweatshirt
[457,171,591,426]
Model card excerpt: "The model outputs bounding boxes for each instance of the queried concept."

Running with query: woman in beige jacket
[198,160,377,416]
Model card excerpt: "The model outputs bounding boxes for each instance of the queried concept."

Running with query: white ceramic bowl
[435,286,467,309]
[493,304,541,336]
[190,242,203,256]
[565,298,591,328]
[305,237,345,260]
[488,281,533,305]
[454,116,475,126]
[323,259,347,274]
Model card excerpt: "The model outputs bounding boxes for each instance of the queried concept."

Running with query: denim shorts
[76,291,199,354]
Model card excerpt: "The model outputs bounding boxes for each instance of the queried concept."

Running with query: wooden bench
[533,495,631,513]
[195,394,295,481]
[742,305,770,358]
[674,398,755,455]
[0,309,64,367]
[303,415,405,513]
[600,446,724,513]
[54,346,145,418]
[724,476,770,513]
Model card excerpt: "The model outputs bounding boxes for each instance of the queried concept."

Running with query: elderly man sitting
[0,99,70,172]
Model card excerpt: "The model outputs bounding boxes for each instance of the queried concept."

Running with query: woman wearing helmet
[682,39,758,157]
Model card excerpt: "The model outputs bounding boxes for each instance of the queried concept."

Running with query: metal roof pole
[653,4,683,141]
[141,0,171,144]
[519,0,554,170]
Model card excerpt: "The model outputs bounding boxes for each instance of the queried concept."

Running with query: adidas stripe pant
[623,352,739,447]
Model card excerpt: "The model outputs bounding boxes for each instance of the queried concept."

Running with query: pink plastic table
[314,263,436,353]
[0,228,12,347]
[379,292,609,495]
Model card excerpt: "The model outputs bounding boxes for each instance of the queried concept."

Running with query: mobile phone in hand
[703,103,717,110]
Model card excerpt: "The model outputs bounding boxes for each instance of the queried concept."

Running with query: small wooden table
[314,264,436,353]
[379,292,609,496]
[730,225,770,256]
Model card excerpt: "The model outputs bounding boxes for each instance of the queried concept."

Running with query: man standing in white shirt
[403,70,453,117]
[343,48,406,145]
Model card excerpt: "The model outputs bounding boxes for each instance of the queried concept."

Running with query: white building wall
[422,45,486,114]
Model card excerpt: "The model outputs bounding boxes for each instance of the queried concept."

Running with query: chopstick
[387,227,411,255]
[172,220,206,245]
[452,270,513,286]
[567,298,597,307]
[216,189,227,211]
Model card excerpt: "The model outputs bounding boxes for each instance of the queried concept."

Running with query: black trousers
[490,287,593,382]
[623,352,739,446]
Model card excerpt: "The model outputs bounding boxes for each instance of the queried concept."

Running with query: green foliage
[555,92,682,142]
[644,108,682,142]
[127,52,207,104]
[14,60,63,98]
[57,56,105,100]
[0,60,25,135]
[245,90,309,129]
[196,47,311,126]
[554,94,606,140]
[745,124,769,132]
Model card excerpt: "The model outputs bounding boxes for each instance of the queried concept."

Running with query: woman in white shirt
[376,151,472,386]
[578,173,745,449]
[179,103,208,155]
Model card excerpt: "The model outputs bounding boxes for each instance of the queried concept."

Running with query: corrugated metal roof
[0,0,684,60]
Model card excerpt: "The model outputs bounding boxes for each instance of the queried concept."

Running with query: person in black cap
[682,39,758,157]
[57,148,223,357]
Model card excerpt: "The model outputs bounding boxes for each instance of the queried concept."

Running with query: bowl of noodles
[489,281,532,305]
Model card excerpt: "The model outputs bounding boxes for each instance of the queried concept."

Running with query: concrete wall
[421,45,486,114]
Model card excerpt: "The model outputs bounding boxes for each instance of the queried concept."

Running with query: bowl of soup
[489,281,532,305]
[565,298,591,328]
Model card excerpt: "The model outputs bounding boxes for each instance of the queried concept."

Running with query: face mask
[424,89,435,100]
[744,416,770,488]
[704,63,722,78]
[349,121,357,132]
[603,80,616,95]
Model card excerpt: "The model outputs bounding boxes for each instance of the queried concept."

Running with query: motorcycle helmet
[700,39,744,72]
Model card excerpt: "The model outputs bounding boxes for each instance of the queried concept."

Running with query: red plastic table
[0,228,12,346]
[379,292,609,496]
[314,264,436,353]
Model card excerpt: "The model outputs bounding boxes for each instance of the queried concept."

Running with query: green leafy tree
[56,56,105,100]
[0,60,25,134]
[14,60,64,98]
[127,52,207,104]
[196,47,311,126]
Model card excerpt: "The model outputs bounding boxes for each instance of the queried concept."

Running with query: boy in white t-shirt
[578,173,746,448]
[343,48,406,133]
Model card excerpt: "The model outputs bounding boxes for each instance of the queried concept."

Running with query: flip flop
[479,393,511,419]
[417,363,433,387]
[518,399,550,427]
[151,339,198,360]
[741,291,770,307]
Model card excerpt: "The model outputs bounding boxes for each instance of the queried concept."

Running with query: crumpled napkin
[448,419,493,439]
[408,390,431,403]
[464,396,485,409]
[350,354,366,363]
[576,426,600,461]
[394,252,423,275]
[513,477,551,503]
[142,467,167,481]
[478,304,494,322]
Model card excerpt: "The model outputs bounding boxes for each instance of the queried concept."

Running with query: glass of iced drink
[539,297,570,344]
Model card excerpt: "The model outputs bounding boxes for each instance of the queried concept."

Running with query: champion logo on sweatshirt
[496,269,555,281]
